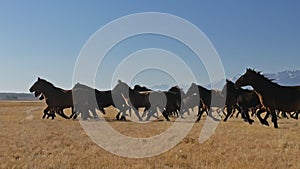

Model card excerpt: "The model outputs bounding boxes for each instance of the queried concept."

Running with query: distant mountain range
[0,93,37,101]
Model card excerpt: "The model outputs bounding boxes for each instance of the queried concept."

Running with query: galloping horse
[222,79,260,124]
[186,83,225,121]
[168,86,190,117]
[72,83,128,120]
[112,80,151,121]
[29,77,73,119]
[113,80,182,121]
[235,68,300,128]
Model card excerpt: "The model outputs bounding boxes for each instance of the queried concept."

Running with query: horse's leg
[181,103,189,118]
[270,108,278,128]
[162,109,170,121]
[69,106,75,119]
[294,111,299,120]
[119,107,128,121]
[196,108,205,122]
[235,106,241,118]
[56,109,70,119]
[243,107,254,124]
[282,111,288,119]
[232,106,236,117]
[43,107,51,119]
[223,106,233,122]
[81,106,89,120]
[142,106,149,118]
[257,108,269,126]
[145,107,155,121]
[72,107,79,119]
[116,111,121,120]
[46,108,56,120]
[91,109,99,119]
[133,106,143,121]
[250,107,256,117]
[98,106,106,115]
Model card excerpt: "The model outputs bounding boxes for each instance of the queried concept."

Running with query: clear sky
[0,0,299,92]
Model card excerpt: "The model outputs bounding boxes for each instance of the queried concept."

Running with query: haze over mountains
[0,70,299,100]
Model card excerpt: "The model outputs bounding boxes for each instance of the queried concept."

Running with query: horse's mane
[247,68,278,86]
[39,78,67,92]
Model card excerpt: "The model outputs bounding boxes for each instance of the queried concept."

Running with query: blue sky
[0,0,299,92]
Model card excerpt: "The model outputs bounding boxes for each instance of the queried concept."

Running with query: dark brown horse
[38,93,66,119]
[29,77,73,119]
[222,79,260,124]
[72,83,129,120]
[235,68,300,128]
[168,86,190,117]
[112,80,182,121]
[186,83,225,121]
[112,80,151,121]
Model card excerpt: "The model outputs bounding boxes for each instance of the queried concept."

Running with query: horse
[72,83,128,120]
[133,85,187,120]
[234,68,300,128]
[186,83,225,121]
[71,85,100,120]
[29,77,73,119]
[37,93,67,119]
[113,80,180,121]
[112,80,151,121]
[167,86,190,117]
[222,79,260,124]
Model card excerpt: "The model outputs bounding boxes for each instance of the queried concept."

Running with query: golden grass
[0,101,299,169]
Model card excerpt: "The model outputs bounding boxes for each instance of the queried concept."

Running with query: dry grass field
[0,101,299,169]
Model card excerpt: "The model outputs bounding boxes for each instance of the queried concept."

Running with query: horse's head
[29,77,45,98]
[222,79,235,96]
[169,86,186,98]
[73,83,92,90]
[29,77,53,97]
[234,68,255,88]
[186,83,198,96]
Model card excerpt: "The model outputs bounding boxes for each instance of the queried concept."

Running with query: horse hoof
[262,121,269,126]
[120,116,126,121]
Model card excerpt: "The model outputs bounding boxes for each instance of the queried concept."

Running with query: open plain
[0,101,299,169]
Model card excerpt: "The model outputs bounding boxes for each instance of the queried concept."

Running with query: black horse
[29,77,73,120]
[235,68,300,128]
[186,83,225,122]
[72,83,129,120]
[112,80,183,121]
[222,79,260,124]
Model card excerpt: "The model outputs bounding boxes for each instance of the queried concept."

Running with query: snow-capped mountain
[266,70,300,85]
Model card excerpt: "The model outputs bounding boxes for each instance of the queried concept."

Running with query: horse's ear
[118,80,122,83]
[38,77,41,80]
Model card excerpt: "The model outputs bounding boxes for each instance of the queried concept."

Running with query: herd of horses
[29,68,300,128]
